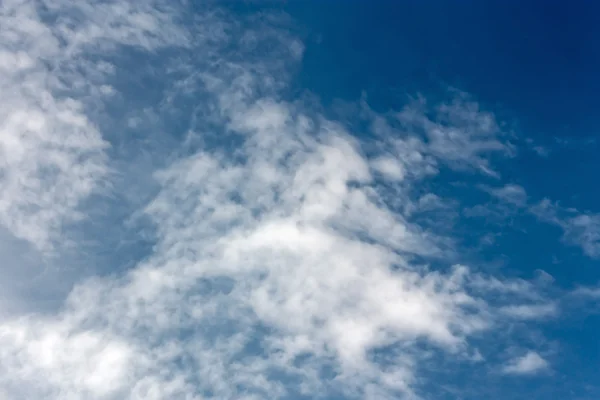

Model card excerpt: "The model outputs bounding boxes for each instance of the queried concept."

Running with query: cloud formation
[0,1,585,400]
[0,0,189,255]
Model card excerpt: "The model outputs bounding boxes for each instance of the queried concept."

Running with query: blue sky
[0,1,599,399]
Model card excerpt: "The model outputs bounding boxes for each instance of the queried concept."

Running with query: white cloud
[0,2,562,399]
[371,156,407,181]
[0,0,188,254]
[394,92,513,177]
[502,351,549,375]
[0,318,135,398]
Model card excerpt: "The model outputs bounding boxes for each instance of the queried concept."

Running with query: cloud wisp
[474,182,600,260]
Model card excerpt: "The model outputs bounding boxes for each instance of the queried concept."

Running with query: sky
[0,1,599,399]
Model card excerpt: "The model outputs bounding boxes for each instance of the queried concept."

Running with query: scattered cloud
[532,145,550,157]
[392,93,513,177]
[561,214,600,259]
[530,199,600,259]
[484,184,528,207]
[524,138,551,158]
[0,1,594,400]
[473,183,600,259]
[502,351,549,375]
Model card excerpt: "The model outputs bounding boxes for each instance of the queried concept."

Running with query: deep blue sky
[286,1,600,136]
[282,0,600,209]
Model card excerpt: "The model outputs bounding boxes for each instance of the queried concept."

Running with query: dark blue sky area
[284,1,600,140]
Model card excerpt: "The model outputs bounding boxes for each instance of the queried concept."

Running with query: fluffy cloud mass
[0,1,587,399]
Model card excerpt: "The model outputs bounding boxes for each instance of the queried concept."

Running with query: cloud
[561,214,600,259]
[498,303,558,320]
[473,183,600,260]
[0,1,568,400]
[0,0,188,254]
[532,145,550,157]
[502,351,549,375]
[468,274,558,324]
[530,199,600,259]
[394,92,513,177]
[484,184,528,207]
[572,286,600,298]
[371,155,408,181]
[462,184,528,227]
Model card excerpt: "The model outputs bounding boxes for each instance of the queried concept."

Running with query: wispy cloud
[474,183,600,259]
[498,303,558,320]
[484,184,528,207]
[0,1,573,399]
[561,214,600,259]
[531,199,600,259]
[0,0,108,253]
[0,0,188,254]
[369,91,513,179]
[572,286,600,298]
